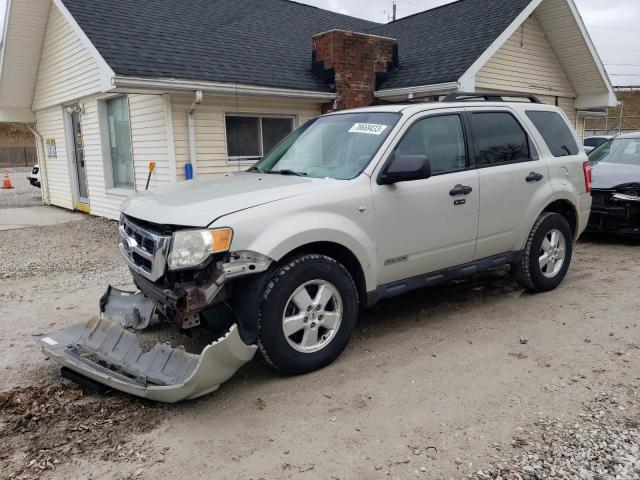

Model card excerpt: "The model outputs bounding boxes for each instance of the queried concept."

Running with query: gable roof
[371,0,533,90]
[61,0,378,92]
[60,0,538,93]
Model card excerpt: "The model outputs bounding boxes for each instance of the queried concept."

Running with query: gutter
[186,90,203,180]
[112,76,336,101]
[27,123,49,205]
[374,82,460,100]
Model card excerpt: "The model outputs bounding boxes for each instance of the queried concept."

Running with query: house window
[105,96,134,189]
[226,114,294,161]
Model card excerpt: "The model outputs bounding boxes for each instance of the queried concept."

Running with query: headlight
[167,228,233,270]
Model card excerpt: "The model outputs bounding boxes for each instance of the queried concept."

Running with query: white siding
[536,0,609,96]
[32,5,103,111]
[475,13,582,137]
[129,95,172,191]
[476,14,575,99]
[81,94,172,220]
[0,0,50,108]
[35,106,73,210]
[171,94,321,181]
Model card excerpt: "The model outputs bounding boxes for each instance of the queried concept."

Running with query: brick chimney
[312,30,398,112]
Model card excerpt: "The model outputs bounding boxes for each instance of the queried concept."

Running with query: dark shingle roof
[62,0,378,92]
[373,0,533,90]
[61,0,533,92]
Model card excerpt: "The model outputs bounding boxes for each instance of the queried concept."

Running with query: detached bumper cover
[38,316,257,403]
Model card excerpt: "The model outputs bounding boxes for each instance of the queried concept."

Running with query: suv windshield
[252,112,400,179]
[589,137,640,166]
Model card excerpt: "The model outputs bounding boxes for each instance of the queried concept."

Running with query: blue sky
[0,0,638,86]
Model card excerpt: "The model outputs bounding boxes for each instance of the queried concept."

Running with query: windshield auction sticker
[349,123,388,135]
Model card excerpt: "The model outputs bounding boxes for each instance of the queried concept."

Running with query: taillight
[582,161,592,193]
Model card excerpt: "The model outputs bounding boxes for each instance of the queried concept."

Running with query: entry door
[467,109,553,259]
[70,109,88,202]
[372,113,480,285]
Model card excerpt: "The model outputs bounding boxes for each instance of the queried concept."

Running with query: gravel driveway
[0,214,638,480]
[0,167,42,208]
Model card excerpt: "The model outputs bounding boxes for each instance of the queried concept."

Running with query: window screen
[395,115,467,174]
[226,115,294,160]
[526,111,579,157]
[472,112,530,166]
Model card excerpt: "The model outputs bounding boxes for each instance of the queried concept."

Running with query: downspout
[27,123,49,205]
[186,90,203,180]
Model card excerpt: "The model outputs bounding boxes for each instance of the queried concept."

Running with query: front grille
[119,215,171,281]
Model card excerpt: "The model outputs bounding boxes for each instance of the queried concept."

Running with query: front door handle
[526,172,544,182]
[449,184,473,196]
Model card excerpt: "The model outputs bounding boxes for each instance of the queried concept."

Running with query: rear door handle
[526,172,544,182]
[449,184,473,196]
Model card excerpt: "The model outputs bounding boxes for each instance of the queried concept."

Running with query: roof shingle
[61,0,533,93]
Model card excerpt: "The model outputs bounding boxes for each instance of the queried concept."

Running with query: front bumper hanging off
[37,288,257,403]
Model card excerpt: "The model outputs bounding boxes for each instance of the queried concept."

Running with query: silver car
[40,95,592,402]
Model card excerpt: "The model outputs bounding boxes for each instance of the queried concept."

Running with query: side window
[526,110,579,157]
[472,112,530,166]
[394,115,467,174]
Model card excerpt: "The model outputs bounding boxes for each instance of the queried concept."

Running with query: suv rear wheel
[258,254,358,374]
[513,212,573,292]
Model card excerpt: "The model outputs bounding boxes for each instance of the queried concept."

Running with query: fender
[210,177,379,292]
[233,211,377,291]
[517,190,581,250]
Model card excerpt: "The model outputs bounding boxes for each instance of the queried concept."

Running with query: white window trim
[224,113,297,164]
[98,95,136,191]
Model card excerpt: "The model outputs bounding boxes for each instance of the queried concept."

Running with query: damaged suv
[40,93,592,402]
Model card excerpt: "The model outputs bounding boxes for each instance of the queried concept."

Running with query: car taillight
[582,161,592,193]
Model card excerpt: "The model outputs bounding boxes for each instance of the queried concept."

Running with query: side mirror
[379,154,431,185]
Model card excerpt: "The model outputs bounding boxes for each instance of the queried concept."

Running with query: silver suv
[40,94,593,402]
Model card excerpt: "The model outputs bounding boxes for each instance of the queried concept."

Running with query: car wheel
[258,254,358,374]
[513,212,573,292]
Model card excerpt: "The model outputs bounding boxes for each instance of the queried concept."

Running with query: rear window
[584,137,605,148]
[526,111,579,157]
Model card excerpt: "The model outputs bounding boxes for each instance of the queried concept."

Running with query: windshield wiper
[269,169,308,177]
[246,165,264,173]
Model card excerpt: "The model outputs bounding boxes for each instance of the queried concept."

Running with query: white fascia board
[113,76,336,101]
[575,92,618,110]
[0,107,36,122]
[374,82,459,99]
[458,0,543,91]
[564,0,616,105]
[0,0,14,80]
[52,0,115,91]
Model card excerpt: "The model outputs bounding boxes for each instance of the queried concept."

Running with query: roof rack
[442,92,543,104]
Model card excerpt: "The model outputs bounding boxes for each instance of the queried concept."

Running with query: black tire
[513,212,573,292]
[258,254,359,374]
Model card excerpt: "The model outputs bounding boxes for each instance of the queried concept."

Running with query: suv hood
[591,162,640,190]
[121,172,334,227]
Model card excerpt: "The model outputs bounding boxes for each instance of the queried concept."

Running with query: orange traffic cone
[1,169,14,189]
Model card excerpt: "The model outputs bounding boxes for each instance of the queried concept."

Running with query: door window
[394,114,467,174]
[526,111,579,157]
[471,112,530,166]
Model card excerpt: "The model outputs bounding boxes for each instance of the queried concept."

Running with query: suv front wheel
[513,212,573,292]
[258,254,359,374]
